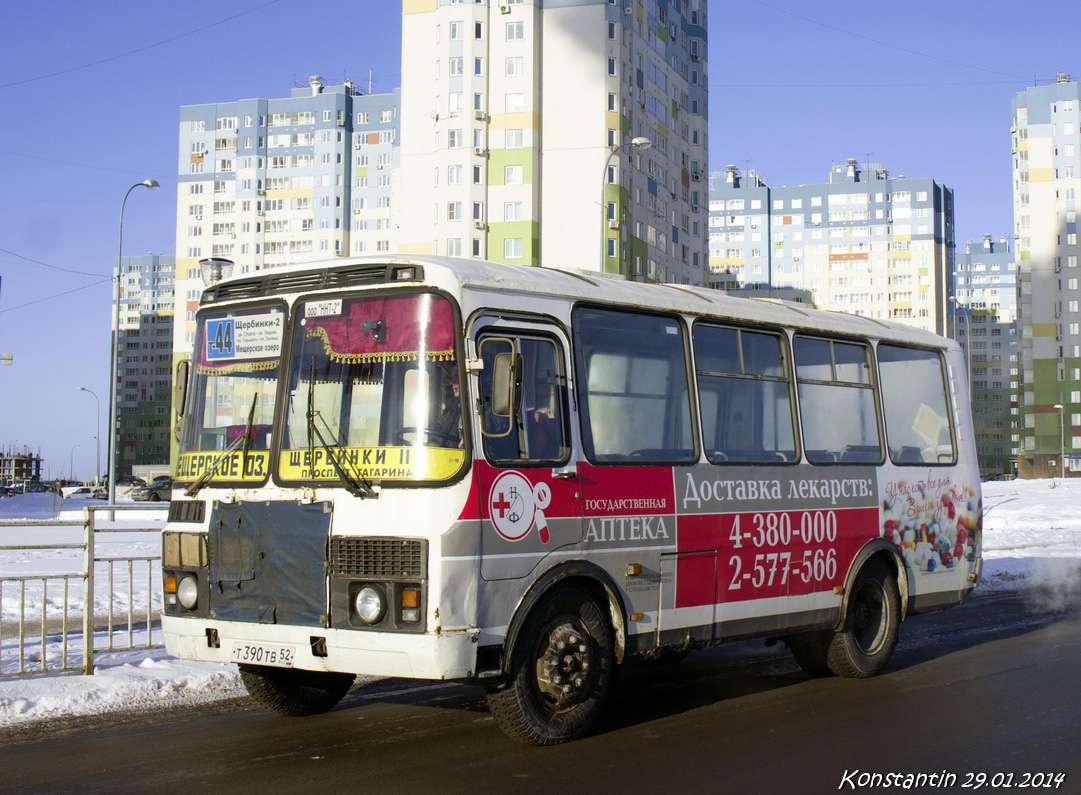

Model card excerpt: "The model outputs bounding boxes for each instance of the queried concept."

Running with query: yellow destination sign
[177,451,271,482]
[279,446,464,481]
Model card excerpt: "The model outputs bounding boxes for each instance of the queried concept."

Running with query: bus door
[473,320,582,581]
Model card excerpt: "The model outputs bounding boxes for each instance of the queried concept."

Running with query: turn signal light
[401,588,421,609]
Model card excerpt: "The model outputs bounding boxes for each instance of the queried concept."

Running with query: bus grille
[168,500,206,523]
[331,537,427,580]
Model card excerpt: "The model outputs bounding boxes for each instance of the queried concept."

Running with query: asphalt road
[3,590,1079,794]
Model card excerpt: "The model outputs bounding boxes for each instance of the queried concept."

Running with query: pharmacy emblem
[488,470,552,543]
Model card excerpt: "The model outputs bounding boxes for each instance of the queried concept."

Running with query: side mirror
[491,350,523,418]
[174,360,191,442]
[480,338,521,439]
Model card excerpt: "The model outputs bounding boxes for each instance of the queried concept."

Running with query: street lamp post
[69,444,80,483]
[1053,403,1065,479]
[78,387,101,486]
[601,136,652,276]
[109,180,159,507]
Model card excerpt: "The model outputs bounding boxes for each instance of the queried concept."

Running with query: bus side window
[794,336,882,464]
[693,323,797,463]
[877,344,956,465]
[479,335,569,464]
[572,307,695,464]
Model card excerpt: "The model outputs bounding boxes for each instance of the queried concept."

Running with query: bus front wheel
[486,586,615,745]
[239,665,355,717]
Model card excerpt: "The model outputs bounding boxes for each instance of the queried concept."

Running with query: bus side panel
[877,466,982,611]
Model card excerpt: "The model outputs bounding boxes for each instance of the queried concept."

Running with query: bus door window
[478,335,568,464]
[794,337,882,464]
[877,345,956,465]
[693,324,798,463]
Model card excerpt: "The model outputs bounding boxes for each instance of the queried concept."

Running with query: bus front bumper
[163,615,480,681]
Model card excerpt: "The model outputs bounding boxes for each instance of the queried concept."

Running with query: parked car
[68,487,95,499]
[25,483,48,493]
[116,475,146,487]
[131,477,173,502]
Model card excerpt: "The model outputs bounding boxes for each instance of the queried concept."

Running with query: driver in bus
[432,364,463,448]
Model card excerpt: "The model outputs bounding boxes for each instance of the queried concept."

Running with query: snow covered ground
[1,478,1080,732]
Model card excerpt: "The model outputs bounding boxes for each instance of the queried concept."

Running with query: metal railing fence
[0,504,167,677]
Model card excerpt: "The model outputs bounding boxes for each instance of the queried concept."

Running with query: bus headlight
[177,574,200,610]
[354,585,386,624]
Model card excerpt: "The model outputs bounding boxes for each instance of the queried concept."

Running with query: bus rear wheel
[788,561,900,678]
[486,586,614,745]
[239,665,355,717]
[826,560,900,678]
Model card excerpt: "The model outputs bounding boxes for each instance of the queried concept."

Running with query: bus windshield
[278,291,466,485]
[178,305,286,483]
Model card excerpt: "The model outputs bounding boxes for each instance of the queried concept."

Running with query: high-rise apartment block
[708,161,955,336]
[954,236,1019,477]
[116,253,175,475]
[399,0,708,283]
[1012,74,1081,477]
[173,78,400,350]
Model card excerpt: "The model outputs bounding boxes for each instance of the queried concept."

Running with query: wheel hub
[535,620,592,711]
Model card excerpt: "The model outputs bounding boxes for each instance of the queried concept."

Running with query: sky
[3,476,1081,726]
[0,0,1078,480]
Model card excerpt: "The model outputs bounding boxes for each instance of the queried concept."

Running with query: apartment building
[116,254,175,475]
[707,160,955,335]
[173,77,400,351]
[954,236,1019,477]
[1012,74,1081,477]
[399,0,708,284]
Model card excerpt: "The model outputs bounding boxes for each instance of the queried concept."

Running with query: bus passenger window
[693,324,797,464]
[794,337,882,464]
[479,335,568,464]
[573,307,695,463]
[878,345,956,464]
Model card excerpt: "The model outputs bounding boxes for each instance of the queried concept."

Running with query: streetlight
[69,444,80,483]
[1053,403,1065,479]
[601,136,652,276]
[78,387,101,486]
[109,179,159,507]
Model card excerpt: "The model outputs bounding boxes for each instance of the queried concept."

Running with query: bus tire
[826,561,900,678]
[787,630,834,677]
[239,665,355,717]
[486,586,614,745]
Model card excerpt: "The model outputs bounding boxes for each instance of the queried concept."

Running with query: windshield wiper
[185,392,258,498]
[306,359,376,499]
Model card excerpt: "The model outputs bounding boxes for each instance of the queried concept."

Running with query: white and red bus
[162,255,982,744]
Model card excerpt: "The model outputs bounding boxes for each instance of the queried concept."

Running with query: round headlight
[177,574,199,610]
[354,585,386,624]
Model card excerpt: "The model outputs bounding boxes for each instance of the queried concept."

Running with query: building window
[448,202,462,221]
[504,201,523,221]
[504,238,523,258]
[506,57,524,77]
[449,57,463,76]
[505,93,525,113]
[505,129,523,148]
[507,21,524,40]
[505,165,523,185]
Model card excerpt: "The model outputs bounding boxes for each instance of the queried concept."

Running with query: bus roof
[205,255,954,350]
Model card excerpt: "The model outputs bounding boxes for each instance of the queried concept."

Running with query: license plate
[230,642,296,668]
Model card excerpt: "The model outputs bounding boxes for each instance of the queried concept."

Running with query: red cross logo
[493,493,512,518]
